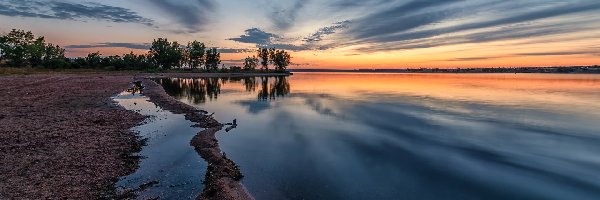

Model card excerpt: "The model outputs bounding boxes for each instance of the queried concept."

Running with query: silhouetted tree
[70,57,87,69]
[0,29,66,68]
[149,38,182,69]
[257,48,270,71]
[42,43,68,68]
[205,47,221,71]
[269,49,291,71]
[243,56,259,71]
[0,29,35,66]
[27,37,46,67]
[85,52,102,68]
[187,40,206,69]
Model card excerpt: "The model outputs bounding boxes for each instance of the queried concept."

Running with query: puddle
[112,91,206,199]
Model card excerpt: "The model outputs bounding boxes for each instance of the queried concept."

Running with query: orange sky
[1,0,599,69]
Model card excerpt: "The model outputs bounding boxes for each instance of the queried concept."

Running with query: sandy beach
[0,74,145,198]
[0,72,262,199]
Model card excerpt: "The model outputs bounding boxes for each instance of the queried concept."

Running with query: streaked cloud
[267,0,309,30]
[65,42,151,50]
[338,0,600,53]
[304,20,351,43]
[1,0,599,67]
[65,42,252,55]
[147,0,216,33]
[0,0,154,26]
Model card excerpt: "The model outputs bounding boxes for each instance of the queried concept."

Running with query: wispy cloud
[147,0,216,33]
[268,0,309,30]
[0,0,154,26]
[338,0,600,53]
[446,56,506,61]
[515,50,600,57]
[66,42,252,54]
[65,42,151,50]
[444,49,599,62]
[304,20,351,42]
[216,48,254,53]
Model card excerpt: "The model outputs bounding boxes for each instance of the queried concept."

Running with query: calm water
[113,92,206,199]
[156,73,600,200]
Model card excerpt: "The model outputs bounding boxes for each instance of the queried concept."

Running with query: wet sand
[0,74,145,198]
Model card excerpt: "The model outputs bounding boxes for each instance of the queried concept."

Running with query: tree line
[0,29,292,72]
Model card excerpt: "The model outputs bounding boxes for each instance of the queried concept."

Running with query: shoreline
[143,72,291,79]
[140,78,254,200]
[0,72,256,199]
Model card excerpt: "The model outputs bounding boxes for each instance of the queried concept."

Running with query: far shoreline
[290,65,600,74]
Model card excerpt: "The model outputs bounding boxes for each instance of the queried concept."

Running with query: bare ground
[0,74,145,199]
[0,73,256,199]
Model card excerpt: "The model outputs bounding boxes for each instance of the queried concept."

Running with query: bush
[43,58,71,69]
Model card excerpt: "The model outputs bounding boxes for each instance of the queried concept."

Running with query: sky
[1,0,599,69]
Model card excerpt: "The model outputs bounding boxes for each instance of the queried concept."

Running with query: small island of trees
[0,29,292,73]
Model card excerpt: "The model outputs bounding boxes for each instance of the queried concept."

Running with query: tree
[205,48,221,71]
[149,38,182,69]
[70,57,87,69]
[257,48,270,71]
[0,35,5,63]
[85,52,102,68]
[187,40,206,69]
[44,43,65,62]
[0,29,67,68]
[0,29,36,67]
[243,56,259,71]
[269,49,291,71]
[27,37,46,67]
[42,43,67,68]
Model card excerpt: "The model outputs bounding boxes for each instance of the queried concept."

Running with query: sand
[0,72,262,199]
[0,74,145,199]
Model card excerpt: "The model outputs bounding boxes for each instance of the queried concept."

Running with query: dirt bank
[0,74,145,199]
[141,79,254,200]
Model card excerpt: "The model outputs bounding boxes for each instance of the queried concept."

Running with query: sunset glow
[1,0,599,68]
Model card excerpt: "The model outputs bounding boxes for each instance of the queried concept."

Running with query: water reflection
[113,91,206,199]
[258,76,290,100]
[155,76,290,103]
[155,73,600,200]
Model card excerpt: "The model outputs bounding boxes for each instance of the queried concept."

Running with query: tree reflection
[258,76,290,100]
[243,77,257,92]
[157,78,221,104]
[155,76,290,104]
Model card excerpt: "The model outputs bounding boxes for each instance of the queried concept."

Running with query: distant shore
[143,72,291,79]
[290,65,600,74]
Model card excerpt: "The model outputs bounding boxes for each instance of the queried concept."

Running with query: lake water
[113,92,206,199]
[155,73,600,200]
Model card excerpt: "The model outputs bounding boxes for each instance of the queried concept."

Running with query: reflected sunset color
[156,73,600,199]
